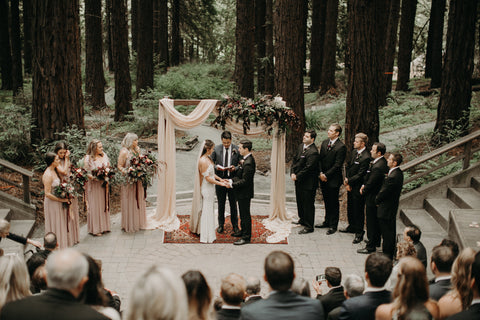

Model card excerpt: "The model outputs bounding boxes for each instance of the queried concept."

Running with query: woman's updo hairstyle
[201,140,214,157]
[45,152,57,167]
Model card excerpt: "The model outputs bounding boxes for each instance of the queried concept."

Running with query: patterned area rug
[164,215,288,244]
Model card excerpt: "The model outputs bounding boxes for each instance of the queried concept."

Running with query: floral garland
[211,95,301,135]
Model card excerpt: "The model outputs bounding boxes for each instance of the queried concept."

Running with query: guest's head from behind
[245,276,261,297]
[80,254,109,307]
[472,251,480,296]
[0,254,31,309]
[26,254,45,293]
[396,241,417,261]
[439,238,459,259]
[46,248,89,298]
[201,139,215,157]
[127,266,188,320]
[182,270,212,320]
[122,133,139,151]
[220,273,246,307]
[343,274,364,299]
[221,131,232,149]
[291,278,310,297]
[31,265,47,293]
[45,152,59,168]
[451,247,476,309]
[264,251,295,292]
[238,140,252,157]
[0,219,10,238]
[44,232,58,251]
[54,141,68,159]
[325,266,342,287]
[431,245,455,276]
[404,225,422,243]
[365,253,392,288]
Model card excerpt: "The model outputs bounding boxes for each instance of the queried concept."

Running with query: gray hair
[291,278,311,297]
[126,266,188,320]
[343,274,365,298]
[0,219,10,236]
[122,133,139,150]
[46,249,88,291]
[0,255,31,307]
[245,276,261,295]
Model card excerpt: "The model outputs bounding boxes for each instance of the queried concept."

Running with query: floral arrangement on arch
[211,95,301,135]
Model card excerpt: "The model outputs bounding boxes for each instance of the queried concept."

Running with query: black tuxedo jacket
[240,290,324,320]
[211,144,240,178]
[319,139,347,188]
[217,307,242,320]
[0,288,109,320]
[291,143,320,190]
[375,168,403,220]
[429,278,452,301]
[317,286,346,316]
[346,149,371,189]
[338,290,391,320]
[362,157,388,199]
[233,155,255,200]
[446,302,480,320]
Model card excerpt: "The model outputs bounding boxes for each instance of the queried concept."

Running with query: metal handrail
[0,159,33,204]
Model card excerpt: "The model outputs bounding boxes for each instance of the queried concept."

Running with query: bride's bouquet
[91,164,116,187]
[69,165,88,193]
[54,182,76,209]
[126,151,158,188]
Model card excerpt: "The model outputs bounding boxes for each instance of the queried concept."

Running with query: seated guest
[0,219,41,249]
[429,244,455,301]
[240,251,324,320]
[328,274,364,320]
[243,276,262,305]
[338,253,392,320]
[26,254,46,293]
[440,239,459,259]
[291,278,311,297]
[403,225,427,269]
[438,248,476,319]
[31,265,47,293]
[313,267,345,316]
[182,270,214,320]
[0,255,31,311]
[446,250,480,319]
[376,257,439,320]
[0,248,109,320]
[217,273,246,320]
[26,232,58,293]
[385,241,417,291]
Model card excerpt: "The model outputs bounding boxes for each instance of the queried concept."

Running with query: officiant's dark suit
[211,131,241,233]
[232,140,255,245]
[291,130,320,233]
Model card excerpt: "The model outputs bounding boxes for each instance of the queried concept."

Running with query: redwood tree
[395,0,417,91]
[23,0,33,75]
[171,0,181,66]
[264,0,274,94]
[131,0,137,52]
[111,0,133,121]
[85,0,106,108]
[136,0,154,94]
[0,0,12,90]
[234,0,255,98]
[319,0,339,95]
[105,0,114,71]
[31,0,84,142]
[384,0,401,96]
[11,0,23,95]
[309,0,327,92]
[274,0,305,160]
[433,0,477,144]
[255,0,266,94]
[425,0,446,88]
[153,0,169,72]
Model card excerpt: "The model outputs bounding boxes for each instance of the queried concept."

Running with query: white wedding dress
[200,163,216,243]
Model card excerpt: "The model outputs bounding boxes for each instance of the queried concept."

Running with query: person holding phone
[312,267,346,317]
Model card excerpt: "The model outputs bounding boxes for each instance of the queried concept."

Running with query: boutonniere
[232,149,237,155]
[239,159,245,166]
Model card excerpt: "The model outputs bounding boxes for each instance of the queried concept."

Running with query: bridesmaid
[117,133,147,232]
[84,139,111,236]
[42,152,74,249]
[54,141,80,245]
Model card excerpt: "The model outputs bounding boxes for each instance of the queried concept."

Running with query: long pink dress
[44,177,75,249]
[84,155,111,234]
[58,159,80,245]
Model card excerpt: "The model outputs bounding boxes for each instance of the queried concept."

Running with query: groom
[229,140,255,245]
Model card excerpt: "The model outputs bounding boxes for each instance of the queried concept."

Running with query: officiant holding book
[211,131,240,234]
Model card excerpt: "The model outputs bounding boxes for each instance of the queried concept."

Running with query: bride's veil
[189,140,205,233]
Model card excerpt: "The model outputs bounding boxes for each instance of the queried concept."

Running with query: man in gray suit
[240,251,324,320]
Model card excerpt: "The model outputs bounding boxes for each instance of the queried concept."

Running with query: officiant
[211,131,240,234]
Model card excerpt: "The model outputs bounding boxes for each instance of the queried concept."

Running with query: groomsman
[316,124,347,235]
[375,153,404,260]
[342,133,370,244]
[291,130,320,234]
[357,142,388,254]
[211,131,240,234]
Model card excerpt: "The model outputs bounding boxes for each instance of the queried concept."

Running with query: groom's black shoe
[298,228,314,234]
[232,231,243,237]
[233,239,250,245]
[216,226,224,233]
[232,226,240,234]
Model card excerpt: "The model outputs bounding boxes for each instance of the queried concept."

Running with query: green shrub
[0,103,32,163]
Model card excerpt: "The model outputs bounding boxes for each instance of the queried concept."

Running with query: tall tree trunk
[274,0,305,161]
[153,0,169,72]
[255,0,266,94]
[11,0,23,95]
[131,0,137,52]
[319,0,339,95]
[395,0,417,92]
[302,0,308,76]
[433,0,477,144]
[136,0,153,95]
[112,0,133,121]
[310,0,327,92]
[264,0,274,94]
[384,0,400,96]
[171,0,180,66]
[374,0,389,106]
[85,0,106,109]
[105,0,114,71]
[31,0,84,142]
[345,0,382,151]
[0,0,13,90]
[23,0,33,75]
[234,0,255,98]
[426,0,446,88]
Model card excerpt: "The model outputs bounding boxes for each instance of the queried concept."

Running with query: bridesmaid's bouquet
[126,151,158,188]
[91,164,116,187]
[69,165,88,193]
[54,182,76,209]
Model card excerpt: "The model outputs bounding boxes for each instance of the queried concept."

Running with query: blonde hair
[122,133,139,152]
[451,247,476,309]
[0,255,31,310]
[396,241,417,260]
[0,219,10,236]
[86,139,101,158]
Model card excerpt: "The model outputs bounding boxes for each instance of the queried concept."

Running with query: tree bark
[264,0,274,94]
[136,0,154,95]
[374,0,389,105]
[395,0,417,92]
[153,0,169,72]
[310,0,327,92]
[23,0,33,75]
[319,0,339,95]
[433,0,477,144]
[85,0,106,109]
[425,0,446,88]
[31,0,84,143]
[345,0,382,151]
[171,0,180,66]
[234,0,255,98]
[274,0,305,161]
[111,0,133,121]
[11,0,23,95]
[255,0,266,94]
[105,0,114,71]
[384,0,400,96]
[0,0,12,90]
[131,0,137,52]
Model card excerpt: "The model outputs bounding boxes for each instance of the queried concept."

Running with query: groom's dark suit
[232,154,255,241]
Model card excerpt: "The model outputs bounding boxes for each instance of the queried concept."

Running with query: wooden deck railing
[0,159,34,204]
[400,130,480,185]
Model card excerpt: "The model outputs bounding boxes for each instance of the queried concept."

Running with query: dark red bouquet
[69,165,88,193]
[126,151,157,188]
[91,164,116,187]
[54,182,76,209]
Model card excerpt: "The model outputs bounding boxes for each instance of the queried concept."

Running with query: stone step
[400,209,447,243]
[448,209,480,250]
[9,219,35,239]
[471,176,480,192]
[0,208,11,221]
[447,187,480,209]
[424,198,458,230]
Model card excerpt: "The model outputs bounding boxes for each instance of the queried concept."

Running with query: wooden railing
[0,159,34,204]
[400,130,480,185]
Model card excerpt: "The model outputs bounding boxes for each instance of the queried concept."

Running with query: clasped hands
[218,178,233,188]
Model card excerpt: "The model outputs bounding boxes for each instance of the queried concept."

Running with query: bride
[190,140,229,243]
